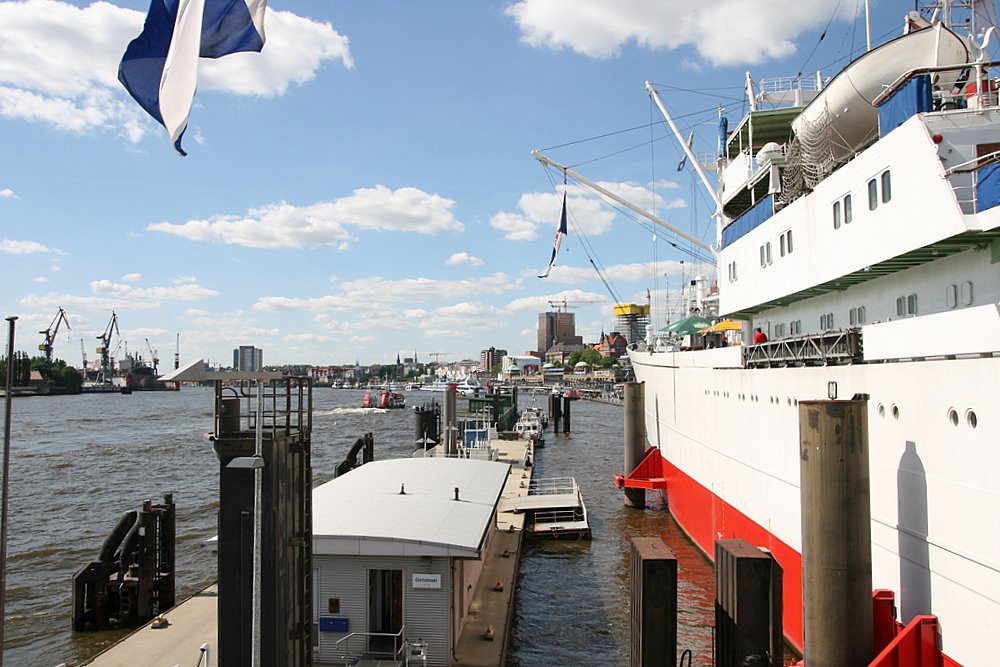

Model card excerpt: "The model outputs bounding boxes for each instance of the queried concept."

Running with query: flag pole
[1,315,18,666]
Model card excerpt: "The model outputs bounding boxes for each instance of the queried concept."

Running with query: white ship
[543,4,1000,665]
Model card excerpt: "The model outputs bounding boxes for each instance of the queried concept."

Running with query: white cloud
[254,272,519,312]
[0,239,50,253]
[89,278,219,301]
[492,183,681,242]
[33,276,48,283]
[284,333,329,343]
[148,185,462,249]
[446,252,484,266]
[0,1,352,144]
[121,272,142,282]
[505,0,852,66]
[0,188,16,199]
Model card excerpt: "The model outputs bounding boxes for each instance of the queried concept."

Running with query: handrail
[334,625,407,661]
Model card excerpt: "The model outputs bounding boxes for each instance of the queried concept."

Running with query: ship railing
[943,147,1000,214]
[528,476,579,496]
[743,328,863,368]
[533,508,583,525]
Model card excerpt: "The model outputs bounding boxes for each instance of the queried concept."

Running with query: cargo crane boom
[144,338,159,374]
[96,312,120,384]
[38,307,71,362]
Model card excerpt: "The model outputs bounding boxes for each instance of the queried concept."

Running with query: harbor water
[1,387,714,666]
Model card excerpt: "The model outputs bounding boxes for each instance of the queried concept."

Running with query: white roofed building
[311,457,510,666]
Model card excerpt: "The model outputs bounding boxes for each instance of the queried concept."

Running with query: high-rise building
[233,345,263,372]
[537,311,582,354]
[479,347,508,373]
[613,303,651,345]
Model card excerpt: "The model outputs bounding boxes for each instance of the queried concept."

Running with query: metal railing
[743,328,863,368]
[333,626,407,665]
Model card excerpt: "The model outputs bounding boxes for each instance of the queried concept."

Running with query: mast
[645,81,729,247]
[530,151,716,258]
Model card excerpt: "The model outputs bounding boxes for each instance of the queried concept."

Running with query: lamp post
[1,315,18,666]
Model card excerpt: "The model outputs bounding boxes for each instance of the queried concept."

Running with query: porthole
[787,397,792,406]
[967,410,978,429]
[891,404,900,420]
[877,404,885,418]
[948,408,959,426]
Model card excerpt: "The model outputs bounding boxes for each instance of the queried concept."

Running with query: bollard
[799,399,873,667]
[715,539,782,667]
[623,382,646,508]
[561,395,571,433]
[630,538,677,667]
[550,393,562,433]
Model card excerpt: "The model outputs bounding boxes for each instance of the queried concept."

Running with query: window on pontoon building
[868,178,878,210]
[849,306,867,326]
[881,170,892,203]
[820,313,834,330]
[907,293,918,315]
[896,296,905,317]
[790,319,801,335]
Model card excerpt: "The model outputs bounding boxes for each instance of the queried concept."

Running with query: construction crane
[144,338,160,373]
[174,333,180,370]
[80,340,88,371]
[38,307,71,362]
[96,312,120,383]
[428,352,455,365]
[547,298,605,312]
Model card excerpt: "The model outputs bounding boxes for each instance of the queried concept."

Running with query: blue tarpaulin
[877,74,933,137]
[721,195,774,248]
[976,161,1000,211]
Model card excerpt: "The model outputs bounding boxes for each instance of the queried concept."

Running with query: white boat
[513,408,545,445]
[542,5,1000,665]
[499,477,590,540]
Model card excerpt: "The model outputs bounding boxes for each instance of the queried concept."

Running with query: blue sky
[0,0,911,367]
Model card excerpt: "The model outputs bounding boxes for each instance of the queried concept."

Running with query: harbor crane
[428,352,455,365]
[96,312,120,383]
[144,338,159,373]
[38,307,71,362]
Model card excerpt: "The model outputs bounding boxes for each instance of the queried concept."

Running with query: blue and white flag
[119,0,268,155]
[538,192,567,279]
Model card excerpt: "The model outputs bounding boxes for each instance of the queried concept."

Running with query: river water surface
[1,387,714,666]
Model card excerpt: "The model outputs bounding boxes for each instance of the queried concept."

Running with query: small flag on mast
[119,0,268,155]
[538,192,568,279]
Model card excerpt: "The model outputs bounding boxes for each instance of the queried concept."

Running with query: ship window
[881,170,892,203]
[961,280,973,306]
[946,284,958,308]
[858,306,865,324]
[833,200,842,228]
[844,194,853,223]
[765,242,772,265]
[733,262,737,281]
[760,245,766,267]
[780,234,786,256]
[896,297,905,317]
[786,229,793,252]
[868,178,878,210]
[907,293,918,315]
[849,308,856,326]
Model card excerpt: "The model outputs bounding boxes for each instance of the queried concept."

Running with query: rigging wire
[795,0,845,78]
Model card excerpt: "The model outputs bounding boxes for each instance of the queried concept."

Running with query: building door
[367,569,403,654]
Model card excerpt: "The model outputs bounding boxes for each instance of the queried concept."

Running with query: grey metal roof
[312,457,511,558]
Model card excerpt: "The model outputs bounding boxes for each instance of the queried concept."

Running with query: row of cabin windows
[833,170,891,228]
[775,282,971,337]
[758,229,794,268]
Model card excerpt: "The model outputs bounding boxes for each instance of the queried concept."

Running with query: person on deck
[753,327,768,344]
